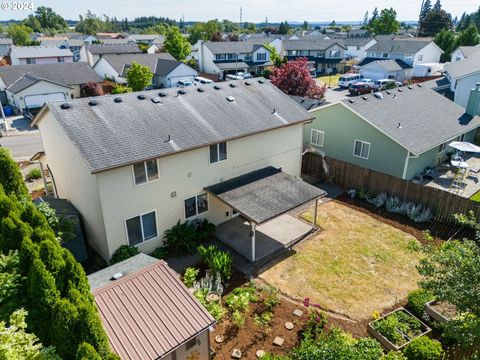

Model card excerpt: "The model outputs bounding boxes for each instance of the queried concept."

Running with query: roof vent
[408,85,413,89]
[229,83,236,88]
[88,100,98,106]
[349,99,355,104]
[258,79,265,84]
[362,96,368,101]
[398,88,403,92]
[226,96,235,102]
[386,90,392,95]
[164,135,173,143]
[197,87,204,92]
[374,92,384,99]
[393,94,397,99]
[151,97,162,104]
[158,92,167,97]
[397,122,402,129]
[178,89,186,95]
[60,103,71,109]
[214,85,221,90]
[272,107,276,114]
[245,81,251,86]
[114,97,123,103]
[110,272,123,281]
[417,83,422,87]
[137,94,146,100]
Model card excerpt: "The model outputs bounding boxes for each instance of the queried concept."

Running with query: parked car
[177,80,193,87]
[225,74,243,81]
[339,74,364,88]
[360,78,375,87]
[236,72,253,79]
[349,83,373,96]
[373,79,399,91]
[193,76,214,85]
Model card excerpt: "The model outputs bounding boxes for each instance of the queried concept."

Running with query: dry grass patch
[259,201,423,321]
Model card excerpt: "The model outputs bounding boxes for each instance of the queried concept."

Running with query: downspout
[402,151,419,180]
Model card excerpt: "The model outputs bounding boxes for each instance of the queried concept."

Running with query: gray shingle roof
[41,79,314,173]
[0,38,13,45]
[10,46,73,58]
[6,73,72,93]
[344,37,374,47]
[86,43,141,55]
[341,86,480,155]
[205,166,326,224]
[359,59,413,71]
[445,51,480,79]
[40,39,85,47]
[99,53,176,76]
[284,39,345,51]
[455,45,480,58]
[289,95,326,111]
[0,62,102,88]
[204,39,268,54]
[367,37,434,54]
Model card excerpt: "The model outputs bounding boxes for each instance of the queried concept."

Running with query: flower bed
[368,307,431,351]
[425,300,458,323]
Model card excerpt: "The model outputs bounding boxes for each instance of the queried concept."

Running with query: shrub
[408,289,435,318]
[152,246,168,260]
[26,167,42,180]
[183,267,199,288]
[403,336,443,360]
[193,289,225,321]
[109,245,140,265]
[197,219,216,242]
[254,311,273,328]
[302,298,328,339]
[373,311,423,347]
[80,82,103,97]
[225,290,251,313]
[111,84,131,94]
[197,245,232,282]
[367,192,387,208]
[76,342,102,360]
[231,309,245,327]
[0,148,28,198]
[163,220,197,256]
[262,285,280,310]
[381,352,408,360]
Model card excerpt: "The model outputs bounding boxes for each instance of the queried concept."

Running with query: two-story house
[283,38,346,74]
[450,45,480,63]
[79,43,142,66]
[343,37,377,61]
[193,39,275,78]
[32,80,323,262]
[9,46,74,65]
[364,37,443,77]
[40,38,86,61]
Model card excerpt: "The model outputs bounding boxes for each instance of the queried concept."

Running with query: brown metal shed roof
[93,259,215,360]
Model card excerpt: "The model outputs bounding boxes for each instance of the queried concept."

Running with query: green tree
[433,0,442,12]
[362,11,369,27]
[22,15,42,33]
[164,26,191,61]
[278,21,290,35]
[76,342,102,360]
[75,11,104,35]
[457,23,480,46]
[369,7,379,27]
[434,29,456,62]
[0,251,25,321]
[0,148,28,199]
[125,61,153,91]
[417,240,480,345]
[419,9,453,37]
[34,6,68,32]
[419,0,432,22]
[371,8,400,35]
[302,21,309,30]
[264,44,283,67]
[0,308,61,360]
[7,24,33,46]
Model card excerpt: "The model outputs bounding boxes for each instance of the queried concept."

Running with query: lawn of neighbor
[316,74,341,87]
[259,201,423,321]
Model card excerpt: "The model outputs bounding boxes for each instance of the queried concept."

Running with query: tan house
[33,80,323,262]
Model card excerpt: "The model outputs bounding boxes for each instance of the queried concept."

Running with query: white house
[450,45,480,63]
[9,46,74,65]
[33,80,323,262]
[93,53,197,87]
[344,37,376,60]
[365,37,443,77]
[358,59,413,81]
[88,254,215,360]
[79,43,142,66]
[193,39,274,78]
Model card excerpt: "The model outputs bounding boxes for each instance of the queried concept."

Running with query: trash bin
[2,106,13,117]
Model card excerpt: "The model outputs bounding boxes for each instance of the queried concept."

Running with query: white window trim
[124,210,159,246]
[132,159,159,187]
[438,143,447,153]
[353,139,371,160]
[208,142,228,165]
[184,193,209,220]
[310,129,324,147]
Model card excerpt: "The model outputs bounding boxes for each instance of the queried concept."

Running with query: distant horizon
[1,0,477,23]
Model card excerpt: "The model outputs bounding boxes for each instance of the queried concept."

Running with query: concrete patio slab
[215,214,313,263]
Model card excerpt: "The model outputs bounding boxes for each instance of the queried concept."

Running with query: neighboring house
[365,37,443,76]
[9,46,74,65]
[93,53,197,87]
[88,254,215,360]
[347,29,372,38]
[0,62,102,111]
[40,39,86,61]
[128,34,165,45]
[79,43,142,66]
[344,37,377,60]
[193,39,275,78]
[444,51,480,113]
[32,80,319,261]
[0,38,13,58]
[283,38,346,74]
[358,59,413,81]
[303,85,480,180]
[450,45,480,63]
[95,32,128,39]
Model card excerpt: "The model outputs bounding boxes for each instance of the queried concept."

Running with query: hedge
[0,148,28,199]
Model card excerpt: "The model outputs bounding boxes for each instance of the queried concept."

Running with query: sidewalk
[2,115,39,136]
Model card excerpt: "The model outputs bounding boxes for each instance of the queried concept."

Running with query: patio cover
[215,61,249,70]
[205,166,326,225]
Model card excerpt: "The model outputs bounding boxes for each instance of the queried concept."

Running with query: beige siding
[97,124,303,257]
[38,112,109,258]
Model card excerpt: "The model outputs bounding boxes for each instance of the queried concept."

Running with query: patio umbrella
[448,141,480,153]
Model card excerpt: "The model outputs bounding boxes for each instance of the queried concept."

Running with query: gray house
[0,38,13,58]
[358,59,413,81]
[303,85,480,180]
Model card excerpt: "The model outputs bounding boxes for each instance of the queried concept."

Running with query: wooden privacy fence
[443,344,479,360]
[302,153,480,223]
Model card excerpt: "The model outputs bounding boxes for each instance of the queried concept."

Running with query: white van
[338,74,364,88]
[193,76,214,85]
[225,74,243,81]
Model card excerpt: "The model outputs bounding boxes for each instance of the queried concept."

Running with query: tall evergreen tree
[457,23,480,46]
[362,11,369,27]
[419,0,432,21]
[433,0,442,12]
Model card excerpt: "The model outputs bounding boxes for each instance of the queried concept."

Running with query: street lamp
[235,52,239,76]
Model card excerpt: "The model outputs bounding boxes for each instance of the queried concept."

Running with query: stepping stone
[273,336,284,347]
[293,309,303,317]
[256,350,266,358]
[285,322,294,330]
[215,335,224,343]
[232,349,242,359]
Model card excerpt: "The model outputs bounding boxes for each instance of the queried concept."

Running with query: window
[330,49,340,58]
[418,54,423,61]
[215,54,226,60]
[125,211,157,245]
[227,53,238,60]
[457,134,466,142]
[438,143,447,153]
[310,129,324,147]
[353,140,370,159]
[133,159,159,185]
[256,52,267,61]
[244,54,252,61]
[184,193,208,219]
[382,53,389,58]
[315,51,325,57]
[186,337,197,350]
[209,142,227,164]
[26,58,36,64]
[57,57,65,63]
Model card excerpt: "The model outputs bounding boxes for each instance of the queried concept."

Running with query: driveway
[0,133,43,160]
[324,86,350,103]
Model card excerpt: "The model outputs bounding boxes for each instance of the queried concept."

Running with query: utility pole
[417,0,425,37]
[239,7,243,28]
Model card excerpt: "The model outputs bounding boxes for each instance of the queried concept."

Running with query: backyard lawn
[316,74,341,87]
[470,191,480,202]
[259,200,423,321]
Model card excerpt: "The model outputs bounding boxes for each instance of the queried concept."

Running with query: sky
[1,0,478,23]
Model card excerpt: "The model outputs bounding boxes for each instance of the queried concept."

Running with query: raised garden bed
[368,307,432,351]
[425,300,458,323]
